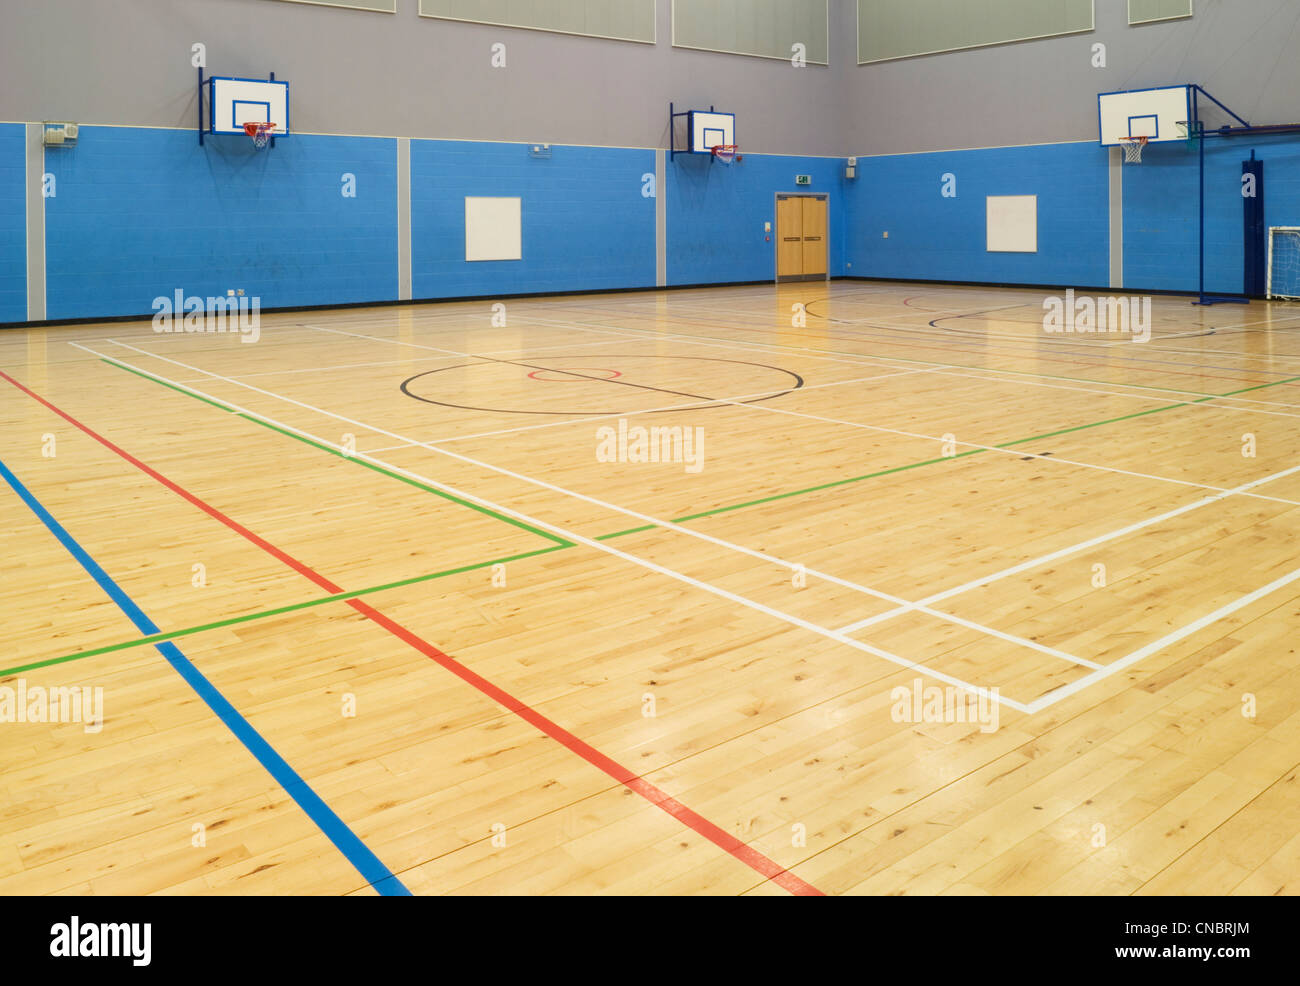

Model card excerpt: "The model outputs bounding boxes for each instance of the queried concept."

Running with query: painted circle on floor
[400,354,804,415]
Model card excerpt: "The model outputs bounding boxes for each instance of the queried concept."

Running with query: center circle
[400,354,805,415]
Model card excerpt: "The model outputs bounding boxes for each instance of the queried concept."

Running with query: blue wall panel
[0,124,25,323]
[666,153,847,284]
[410,140,655,299]
[44,127,397,320]
[844,142,1109,289]
[1123,133,1300,295]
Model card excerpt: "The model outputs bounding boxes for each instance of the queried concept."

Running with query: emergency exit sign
[795,175,812,185]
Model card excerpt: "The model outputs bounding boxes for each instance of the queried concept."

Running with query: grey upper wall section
[838,0,1300,154]
[0,0,839,156]
[5,1,1299,160]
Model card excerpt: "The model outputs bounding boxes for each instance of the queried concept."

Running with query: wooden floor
[3,280,1300,895]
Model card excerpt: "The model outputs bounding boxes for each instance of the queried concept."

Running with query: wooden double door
[776,194,828,282]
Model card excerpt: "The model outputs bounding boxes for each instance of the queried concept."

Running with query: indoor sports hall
[1,0,1298,900]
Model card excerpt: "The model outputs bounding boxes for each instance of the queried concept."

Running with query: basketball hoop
[1119,135,1148,163]
[243,121,278,149]
[711,144,740,165]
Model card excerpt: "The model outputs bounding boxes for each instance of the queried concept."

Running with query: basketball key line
[0,368,825,897]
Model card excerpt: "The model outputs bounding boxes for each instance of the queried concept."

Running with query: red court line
[0,369,822,896]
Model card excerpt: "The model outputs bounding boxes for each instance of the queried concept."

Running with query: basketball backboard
[669,103,735,158]
[207,76,290,137]
[1097,85,1189,145]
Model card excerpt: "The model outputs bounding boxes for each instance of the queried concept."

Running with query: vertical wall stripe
[397,137,411,301]
[25,123,45,321]
[1109,145,1123,289]
[655,148,666,286]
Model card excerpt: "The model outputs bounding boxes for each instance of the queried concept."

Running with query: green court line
[240,413,573,547]
[0,544,567,681]
[644,373,1300,525]
[113,360,239,413]
[99,358,570,549]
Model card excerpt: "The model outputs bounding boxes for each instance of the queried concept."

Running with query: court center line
[0,446,410,897]
[2,368,828,894]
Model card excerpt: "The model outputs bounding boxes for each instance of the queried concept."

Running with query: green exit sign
[795,175,812,185]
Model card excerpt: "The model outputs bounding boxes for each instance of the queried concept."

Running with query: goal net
[1268,227,1300,300]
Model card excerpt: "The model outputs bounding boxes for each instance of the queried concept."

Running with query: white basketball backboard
[1098,85,1189,145]
[208,76,290,136]
[689,110,734,152]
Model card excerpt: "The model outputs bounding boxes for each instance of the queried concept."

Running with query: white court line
[68,340,1030,712]
[1026,561,1300,713]
[521,311,1300,411]
[835,457,1300,636]
[98,335,1096,672]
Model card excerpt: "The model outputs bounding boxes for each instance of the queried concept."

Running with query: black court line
[401,354,805,415]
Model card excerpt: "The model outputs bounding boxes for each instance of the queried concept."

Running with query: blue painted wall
[410,140,655,299]
[1123,133,1300,295]
[0,124,25,323]
[843,142,1110,289]
[43,127,397,320]
[666,152,847,284]
[26,123,1300,325]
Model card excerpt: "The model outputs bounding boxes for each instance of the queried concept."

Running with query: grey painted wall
[5,2,1297,161]
[838,0,1300,154]
[0,0,839,155]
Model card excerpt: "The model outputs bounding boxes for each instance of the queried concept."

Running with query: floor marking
[1026,561,1300,713]
[0,545,568,680]
[102,358,569,549]
[3,368,827,894]
[94,342,1093,675]
[79,343,1027,710]
[406,369,936,447]
[0,441,410,897]
[524,311,1300,405]
[835,457,1300,636]
[276,322,1300,513]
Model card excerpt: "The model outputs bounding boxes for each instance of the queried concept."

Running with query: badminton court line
[92,340,1092,677]
[1026,560,1300,713]
[1,367,825,896]
[75,341,1031,710]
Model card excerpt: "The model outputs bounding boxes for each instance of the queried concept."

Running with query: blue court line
[0,454,410,896]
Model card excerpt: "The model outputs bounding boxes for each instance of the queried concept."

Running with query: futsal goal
[1267,227,1300,300]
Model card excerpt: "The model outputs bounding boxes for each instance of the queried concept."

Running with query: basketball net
[243,122,277,149]
[711,144,740,165]
[1120,135,1148,163]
